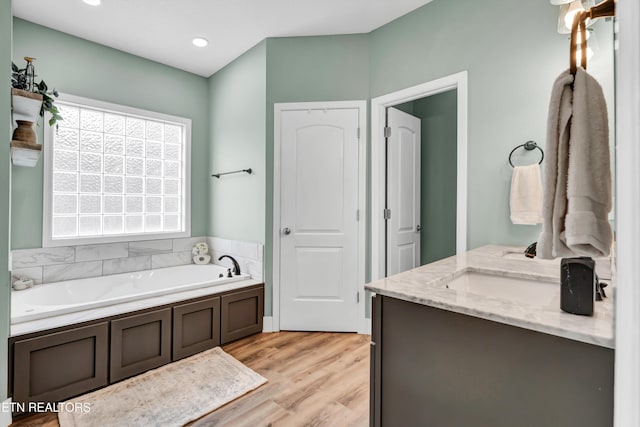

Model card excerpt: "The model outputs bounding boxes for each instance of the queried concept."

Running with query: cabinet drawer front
[172,297,221,361]
[110,308,171,383]
[221,287,264,345]
[13,322,109,404]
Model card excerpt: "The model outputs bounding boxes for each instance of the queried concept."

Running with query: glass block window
[44,94,191,246]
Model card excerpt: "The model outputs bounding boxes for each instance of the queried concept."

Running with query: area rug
[57,347,267,427]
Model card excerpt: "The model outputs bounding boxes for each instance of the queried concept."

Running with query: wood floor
[10,332,370,427]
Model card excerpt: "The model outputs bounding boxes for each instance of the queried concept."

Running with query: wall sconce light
[552,0,595,34]
[564,0,587,29]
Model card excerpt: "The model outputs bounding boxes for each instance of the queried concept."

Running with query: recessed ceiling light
[83,0,101,6]
[192,37,209,48]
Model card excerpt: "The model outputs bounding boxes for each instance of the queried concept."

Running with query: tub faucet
[218,255,241,275]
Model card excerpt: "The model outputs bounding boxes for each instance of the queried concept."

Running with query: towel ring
[508,141,544,168]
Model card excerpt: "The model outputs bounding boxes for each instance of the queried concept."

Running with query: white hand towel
[510,163,543,225]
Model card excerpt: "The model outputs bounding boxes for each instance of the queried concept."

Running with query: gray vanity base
[370,295,614,427]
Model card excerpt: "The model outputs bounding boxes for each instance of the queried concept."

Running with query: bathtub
[12,264,250,324]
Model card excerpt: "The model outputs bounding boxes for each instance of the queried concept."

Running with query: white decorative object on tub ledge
[11,277,33,291]
[192,242,211,265]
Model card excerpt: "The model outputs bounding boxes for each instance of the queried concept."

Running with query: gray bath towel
[537,67,612,259]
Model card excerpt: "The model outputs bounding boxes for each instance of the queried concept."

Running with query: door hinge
[357,127,361,139]
[356,209,360,221]
[384,126,391,138]
[384,209,391,220]
[357,291,360,303]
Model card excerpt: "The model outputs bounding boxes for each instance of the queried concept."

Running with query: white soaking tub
[12,264,250,324]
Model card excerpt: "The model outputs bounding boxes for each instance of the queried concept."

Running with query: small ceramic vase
[12,120,37,145]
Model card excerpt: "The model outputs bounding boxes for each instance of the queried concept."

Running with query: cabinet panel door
[110,308,171,383]
[221,286,264,345]
[172,297,220,361]
[13,322,109,404]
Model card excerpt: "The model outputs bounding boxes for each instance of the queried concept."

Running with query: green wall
[208,41,266,244]
[370,0,555,249]
[208,0,613,316]
[414,90,457,265]
[370,0,613,249]
[263,35,371,315]
[11,18,210,249]
[0,0,12,405]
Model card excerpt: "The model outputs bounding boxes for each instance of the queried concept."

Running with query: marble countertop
[365,245,614,348]
[11,278,262,337]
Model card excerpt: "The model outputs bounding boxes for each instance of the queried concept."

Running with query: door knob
[416,225,423,232]
[283,227,291,235]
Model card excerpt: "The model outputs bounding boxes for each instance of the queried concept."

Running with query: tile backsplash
[11,236,263,286]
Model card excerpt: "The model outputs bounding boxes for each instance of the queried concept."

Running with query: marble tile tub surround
[365,245,614,349]
[11,236,264,285]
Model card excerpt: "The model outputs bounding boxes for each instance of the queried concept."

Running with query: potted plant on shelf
[10,57,62,167]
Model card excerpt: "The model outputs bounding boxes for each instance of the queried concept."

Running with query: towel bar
[211,168,252,179]
[508,141,544,168]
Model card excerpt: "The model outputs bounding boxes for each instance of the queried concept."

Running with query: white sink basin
[445,272,560,308]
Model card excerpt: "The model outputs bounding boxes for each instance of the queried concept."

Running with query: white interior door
[386,107,421,276]
[279,107,361,332]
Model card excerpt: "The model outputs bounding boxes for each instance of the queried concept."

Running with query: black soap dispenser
[560,257,596,316]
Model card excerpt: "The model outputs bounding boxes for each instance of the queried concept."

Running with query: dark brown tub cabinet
[9,283,264,410]
[173,297,221,360]
[221,287,263,345]
[370,295,615,427]
[110,308,172,383]
[12,323,109,405]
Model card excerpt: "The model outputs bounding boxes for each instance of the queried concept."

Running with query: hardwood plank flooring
[10,332,370,427]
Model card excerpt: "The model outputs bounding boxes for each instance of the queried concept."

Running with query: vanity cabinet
[9,283,264,409]
[12,322,108,405]
[110,308,172,382]
[173,297,220,360]
[370,295,615,427]
[221,287,263,345]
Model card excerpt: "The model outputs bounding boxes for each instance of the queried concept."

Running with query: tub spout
[218,255,241,275]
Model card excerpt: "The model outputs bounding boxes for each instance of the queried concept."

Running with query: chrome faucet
[218,255,241,275]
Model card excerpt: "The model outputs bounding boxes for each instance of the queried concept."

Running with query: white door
[279,107,361,331]
[386,107,421,276]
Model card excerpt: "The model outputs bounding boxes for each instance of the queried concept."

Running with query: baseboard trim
[0,398,12,427]
[263,315,369,334]
[359,316,371,335]
[262,316,273,333]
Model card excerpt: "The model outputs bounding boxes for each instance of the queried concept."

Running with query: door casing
[273,101,367,333]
